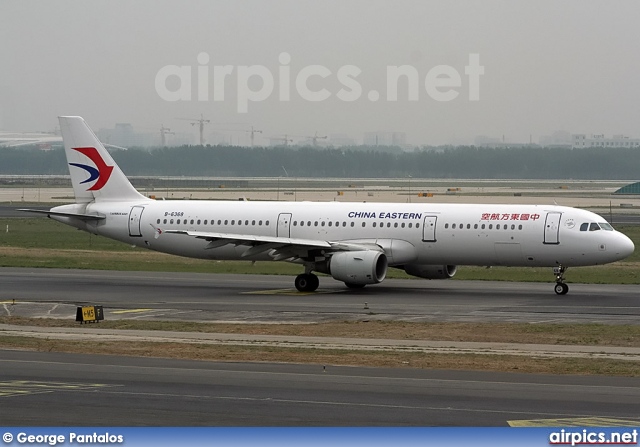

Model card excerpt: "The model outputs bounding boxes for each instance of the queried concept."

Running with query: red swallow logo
[69,147,114,191]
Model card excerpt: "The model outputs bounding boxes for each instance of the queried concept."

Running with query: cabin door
[128,206,144,237]
[422,215,437,242]
[277,213,292,238]
[543,212,562,244]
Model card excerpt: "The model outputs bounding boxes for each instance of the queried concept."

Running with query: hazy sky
[2,0,640,145]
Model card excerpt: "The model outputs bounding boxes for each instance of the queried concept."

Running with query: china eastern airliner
[21,116,635,295]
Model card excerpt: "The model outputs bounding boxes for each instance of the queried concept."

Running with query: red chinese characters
[480,213,540,221]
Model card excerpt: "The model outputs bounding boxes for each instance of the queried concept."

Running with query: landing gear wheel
[554,283,569,295]
[295,273,319,292]
[345,282,366,289]
[553,265,569,295]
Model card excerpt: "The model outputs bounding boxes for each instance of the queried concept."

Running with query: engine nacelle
[403,264,457,279]
[330,251,388,285]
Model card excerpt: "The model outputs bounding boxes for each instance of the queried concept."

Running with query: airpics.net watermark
[155,52,484,113]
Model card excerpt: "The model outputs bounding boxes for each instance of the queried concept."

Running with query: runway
[2,350,639,426]
[1,268,639,324]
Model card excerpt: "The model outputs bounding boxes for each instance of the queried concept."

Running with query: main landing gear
[295,273,319,292]
[553,265,569,295]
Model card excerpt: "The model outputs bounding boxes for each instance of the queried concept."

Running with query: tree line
[0,145,638,180]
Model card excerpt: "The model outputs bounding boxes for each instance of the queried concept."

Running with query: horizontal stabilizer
[19,208,105,221]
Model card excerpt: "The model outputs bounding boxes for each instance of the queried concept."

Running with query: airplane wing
[162,229,382,261]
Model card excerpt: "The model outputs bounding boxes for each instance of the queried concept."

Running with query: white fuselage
[52,200,634,268]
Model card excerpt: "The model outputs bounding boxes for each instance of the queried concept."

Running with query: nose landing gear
[553,265,569,295]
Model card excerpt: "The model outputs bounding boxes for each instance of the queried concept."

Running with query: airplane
[21,116,634,295]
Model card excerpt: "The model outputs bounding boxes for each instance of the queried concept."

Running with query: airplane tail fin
[59,116,147,203]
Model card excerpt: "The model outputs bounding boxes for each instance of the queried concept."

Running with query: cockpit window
[580,223,588,231]
[599,222,614,231]
[589,223,601,231]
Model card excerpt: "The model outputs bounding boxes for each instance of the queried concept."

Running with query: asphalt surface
[2,350,639,426]
[1,268,639,324]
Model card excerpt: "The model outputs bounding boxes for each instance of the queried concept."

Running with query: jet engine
[403,264,457,279]
[329,250,388,285]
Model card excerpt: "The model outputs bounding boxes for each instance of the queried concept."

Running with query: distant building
[474,135,502,147]
[572,134,640,148]
[363,131,407,147]
[96,123,192,148]
[329,133,356,147]
[539,130,572,147]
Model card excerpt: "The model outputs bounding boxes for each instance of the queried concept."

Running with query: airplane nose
[616,233,635,259]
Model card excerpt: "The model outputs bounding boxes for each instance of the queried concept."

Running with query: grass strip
[1,335,638,377]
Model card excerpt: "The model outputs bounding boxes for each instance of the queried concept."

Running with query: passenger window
[190,219,194,225]
[170,219,174,224]
[362,222,366,227]
[387,223,391,228]
[373,222,377,228]
[511,224,515,230]
[474,224,478,229]
[314,222,318,227]
[452,224,456,229]
[177,219,181,224]
[489,224,493,229]
[237,220,241,225]
[408,223,412,228]
[518,225,522,230]
[496,224,500,230]
[224,220,228,225]
[394,223,398,228]
[293,221,298,226]
[343,222,347,227]
[445,223,449,229]
[197,220,201,225]
[266,221,270,225]
[217,220,221,225]
[401,223,405,228]
[163,219,167,224]
[467,224,471,229]
[321,222,325,227]
[157,219,161,224]
[307,221,311,226]
[416,223,420,229]
[481,224,485,229]
[350,222,354,227]
[328,222,332,227]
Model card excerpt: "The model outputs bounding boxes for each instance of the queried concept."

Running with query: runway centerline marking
[242,288,342,296]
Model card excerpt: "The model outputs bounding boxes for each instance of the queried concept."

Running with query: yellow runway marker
[0,381,117,399]
[242,289,340,296]
[509,417,640,427]
[111,309,153,314]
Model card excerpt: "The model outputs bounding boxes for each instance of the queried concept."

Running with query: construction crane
[160,124,174,147]
[270,134,294,146]
[306,131,328,147]
[290,132,327,147]
[247,126,263,147]
[176,114,210,145]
